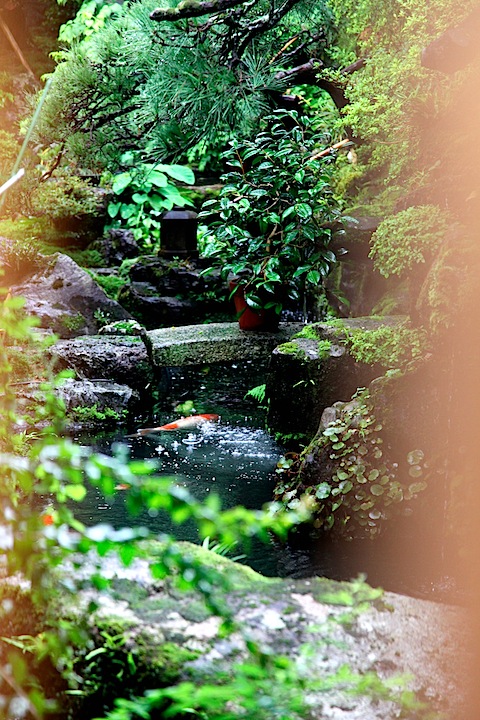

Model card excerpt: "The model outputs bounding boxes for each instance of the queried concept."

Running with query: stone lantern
[159,207,199,259]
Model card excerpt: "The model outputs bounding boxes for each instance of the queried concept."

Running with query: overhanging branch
[150,0,253,22]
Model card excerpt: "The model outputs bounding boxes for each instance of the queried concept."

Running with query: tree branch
[274,58,322,84]
[235,0,301,59]
[150,0,254,22]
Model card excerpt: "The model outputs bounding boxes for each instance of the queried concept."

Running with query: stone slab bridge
[146,322,304,367]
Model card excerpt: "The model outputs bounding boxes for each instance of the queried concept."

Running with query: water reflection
[73,417,287,577]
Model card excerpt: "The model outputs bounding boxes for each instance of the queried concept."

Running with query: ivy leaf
[408,465,423,478]
[407,449,424,465]
[315,482,331,499]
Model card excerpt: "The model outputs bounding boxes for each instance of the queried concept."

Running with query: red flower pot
[229,282,280,331]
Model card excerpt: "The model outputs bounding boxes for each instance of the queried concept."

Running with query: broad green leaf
[112,172,132,194]
[156,164,195,184]
[148,194,169,212]
[306,270,321,284]
[132,192,149,204]
[295,202,313,219]
[107,201,121,218]
[120,204,136,219]
[147,170,168,187]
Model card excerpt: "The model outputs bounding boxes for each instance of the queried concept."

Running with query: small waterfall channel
[73,359,460,601]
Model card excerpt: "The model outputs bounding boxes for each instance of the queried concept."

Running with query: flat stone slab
[147,321,304,367]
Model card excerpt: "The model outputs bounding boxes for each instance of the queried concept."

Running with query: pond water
[73,360,460,602]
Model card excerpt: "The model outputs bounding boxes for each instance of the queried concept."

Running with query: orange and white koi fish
[133,413,220,436]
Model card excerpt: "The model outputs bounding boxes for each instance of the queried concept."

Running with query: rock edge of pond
[3,541,471,719]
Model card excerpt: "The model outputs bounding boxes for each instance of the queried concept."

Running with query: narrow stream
[73,360,460,602]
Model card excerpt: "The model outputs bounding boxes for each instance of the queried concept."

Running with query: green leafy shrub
[58,0,124,44]
[0,236,46,282]
[105,155,195,250]
[200,110,342,314]
[328,0,475,183]
[369,205,451,278]
[30,173,106,223]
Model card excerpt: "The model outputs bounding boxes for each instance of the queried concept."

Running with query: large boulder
[50,335,156,396]
[57,378,141,429]
[14,379,141,431]
[117,256,229,328]
[1,543,470,720]
[10,253,131,338]
[266,318,402,441]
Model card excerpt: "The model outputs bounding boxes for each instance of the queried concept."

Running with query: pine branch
[235,0,302,60]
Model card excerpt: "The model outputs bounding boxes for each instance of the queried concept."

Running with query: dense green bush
[369,205,451,278]
[326,0,478,203]
[30,172,106,222]
[200,110,341,314]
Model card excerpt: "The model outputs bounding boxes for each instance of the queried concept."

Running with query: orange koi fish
[133,413,220,436]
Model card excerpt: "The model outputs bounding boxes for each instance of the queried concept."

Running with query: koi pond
[73,360,459,603]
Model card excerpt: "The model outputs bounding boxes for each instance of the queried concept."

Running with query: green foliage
[416,229,476,334]
[200,110,341,313]
[69,403,127,426]
[58,0,124,44]
[343,321,430,370]
[0,300,314,714]
[37,0,337,171]
[244,383,266,404]
[57,313,86,334]
[326,0,477,205]
[30,173,105,222]
[369,205,451,278]
[89,271,125,300]
[105,155,195,249]
[275,389,428,539]
[72,248,106,268]
[0,236,46,282]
